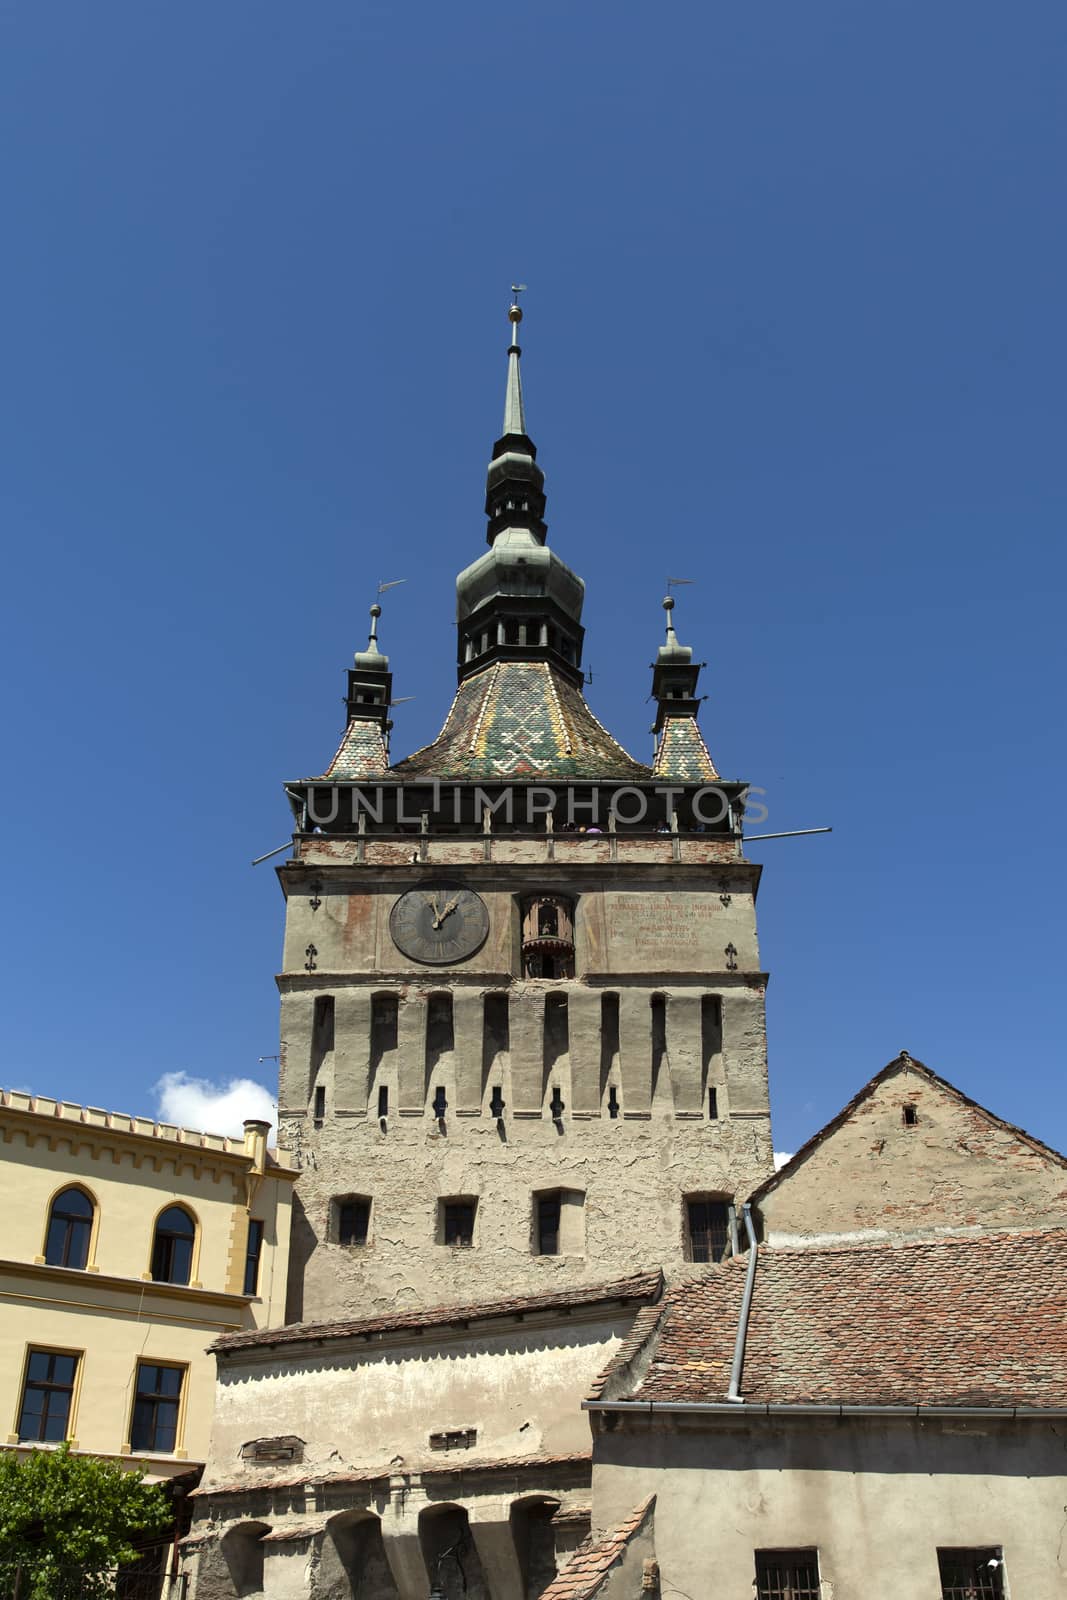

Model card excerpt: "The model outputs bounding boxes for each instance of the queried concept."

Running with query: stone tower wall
[276,834,773,1320]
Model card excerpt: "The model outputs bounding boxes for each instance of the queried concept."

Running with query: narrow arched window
[151,1206,195,1285]
[45,1187,93,1269]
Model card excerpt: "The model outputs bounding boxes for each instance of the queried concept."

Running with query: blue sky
[1,1,1064,1155]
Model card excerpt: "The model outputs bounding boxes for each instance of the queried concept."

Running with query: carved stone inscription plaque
[602,891,723,972]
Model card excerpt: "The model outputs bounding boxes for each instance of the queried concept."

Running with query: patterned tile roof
[630,1232,1067,1408]
[652,715,719,781]
[211,1269,663,1353]
[389,661,652,781]
[536,1498,655,1600]
[320,718,390,780]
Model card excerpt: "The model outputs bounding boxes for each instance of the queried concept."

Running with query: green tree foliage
[0,1446,170,1600]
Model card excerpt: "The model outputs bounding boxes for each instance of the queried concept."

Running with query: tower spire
[661,595,681,652]
[650,593,719,781]
[452,292,586,687]
[364,602,383,659]
[503,287,527,437]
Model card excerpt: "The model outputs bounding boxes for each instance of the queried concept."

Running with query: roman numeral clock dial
[389,884,490,965]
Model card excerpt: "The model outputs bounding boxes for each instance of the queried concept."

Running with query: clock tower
[276,300,773,1323]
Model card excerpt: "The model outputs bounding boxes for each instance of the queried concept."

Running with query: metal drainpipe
[726,1203,758,1403]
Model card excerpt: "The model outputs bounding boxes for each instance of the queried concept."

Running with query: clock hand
[439,897,459,922]
[426,893,443,928]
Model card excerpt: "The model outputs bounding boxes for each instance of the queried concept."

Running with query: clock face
[389,884,490,966]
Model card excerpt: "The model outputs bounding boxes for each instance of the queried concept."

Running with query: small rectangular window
[18,1349,79,1443]
[754,1549,821,1599]
[243,1219,264,1296]
[338,1198,370,1246]
[903,1103,918,1126]
[130,1363,184,1454]
[708,1087,718,1120]
[377,1085,389,1118]
[938,1548,1005,1599]
[686,1198,731,1263]
[537,1193,562,1256]
[313,1085,326,1123]
[442,1200,475,1248]
[429,1427,477,1451]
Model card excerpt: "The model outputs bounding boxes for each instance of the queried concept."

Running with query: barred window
[337,1196,370,1247]
[536,1193,562,1256]
[684,1196,732,1263]
[938,1548,1005,1599]
[441,1198,476,1248]
[754,1549,820,1600]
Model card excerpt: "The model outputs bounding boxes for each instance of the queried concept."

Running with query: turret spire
[661,595,682,653]
[363,603,384,660]
[650,593,719,781]
[503,288,527,437]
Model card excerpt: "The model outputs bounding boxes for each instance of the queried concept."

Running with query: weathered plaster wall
[277,861,771,1319]
[284,1108,769,1323]
[280,872,761,983]
[206,1310,629,1485]
[756,1063,1067,1244]
[593,1416,1067,1599]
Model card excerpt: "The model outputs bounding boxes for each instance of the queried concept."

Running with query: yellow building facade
[0,1088,296,1483]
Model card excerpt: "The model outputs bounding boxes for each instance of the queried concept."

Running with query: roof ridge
[212,1268,664,1353]
[535,1497,655,1600]
[543,661,572,755]
[466,660,501,754]
[571,680,651,770]
[757,1226,1067,1259]
[386,682,465,772]
[666,1230,1067,1288]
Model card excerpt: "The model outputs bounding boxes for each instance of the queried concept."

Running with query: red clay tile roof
[536,1498,655,1600]
[586,1304,667,1400]
[634,1232,1067,1408]
[748,1052,1067,1207]
[211,1269,663,1354]
[193,1451,591,1499]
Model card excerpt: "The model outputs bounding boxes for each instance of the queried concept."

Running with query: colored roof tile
[632,1231,1067,1408]
[390,661,651,781]
[211,1269,663,1354]
[321,718,390,780]
[652,716,719,782]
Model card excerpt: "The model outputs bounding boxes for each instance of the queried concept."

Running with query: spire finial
[367,602,382,651]
[662,594,678,647]
[503,285,527,436]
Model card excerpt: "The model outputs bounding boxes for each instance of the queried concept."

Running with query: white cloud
[154,1072,276,1141]
[773,1151,794,1171]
